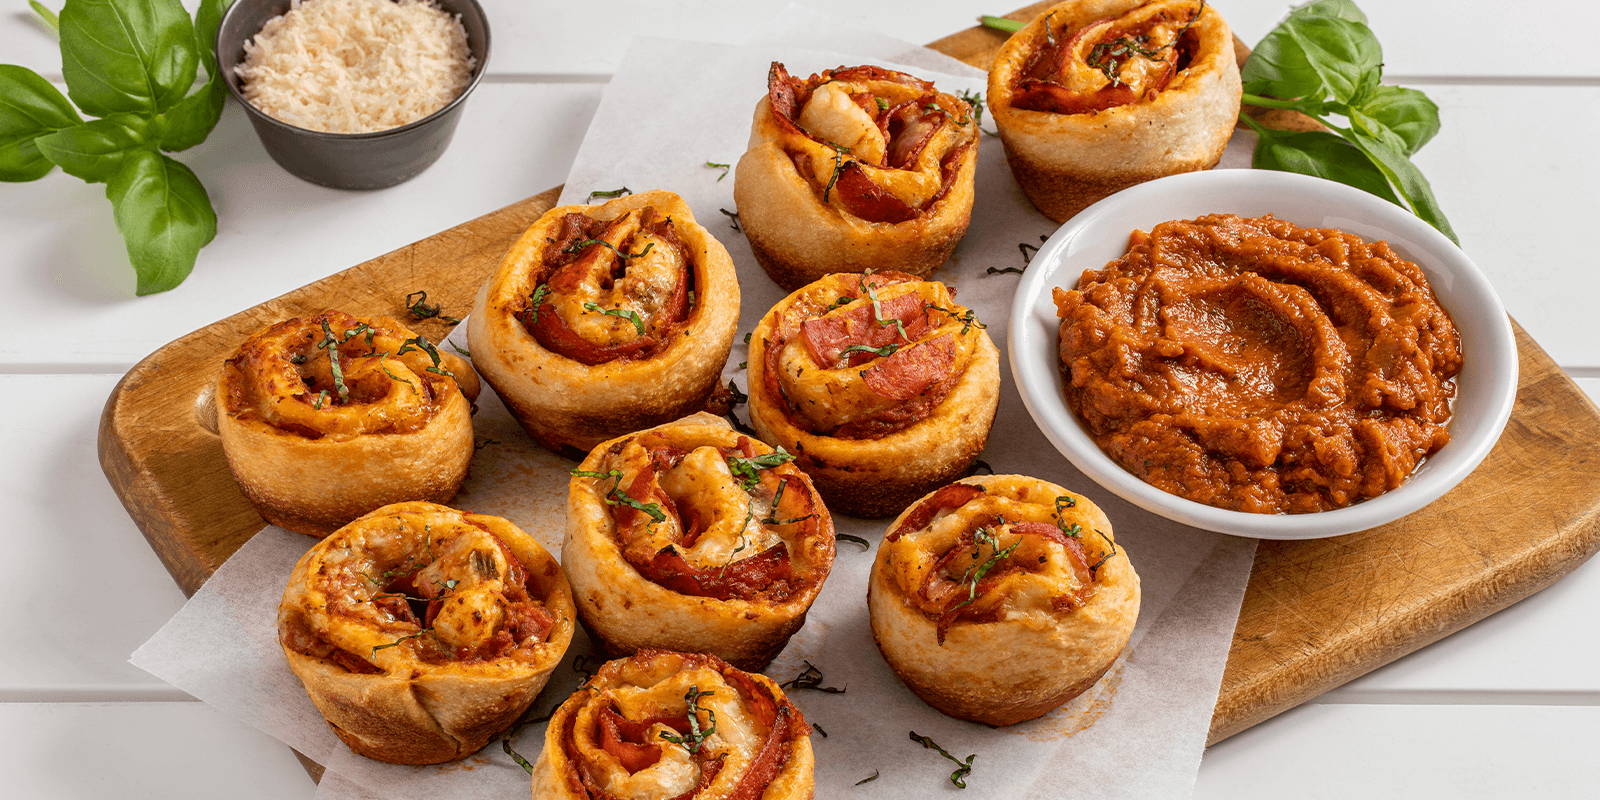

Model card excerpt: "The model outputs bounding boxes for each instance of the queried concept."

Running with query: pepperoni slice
[832,162,919,223]
[596,707,687,773]
[641,544,796,603]
[799,291,930,367]
[889,482,985,541]
[882,97,946,168]
[861,335,957,402]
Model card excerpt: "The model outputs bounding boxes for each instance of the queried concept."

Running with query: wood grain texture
[98,3,1600,754]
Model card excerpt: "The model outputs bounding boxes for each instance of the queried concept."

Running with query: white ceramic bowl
[1009,169,1517,539]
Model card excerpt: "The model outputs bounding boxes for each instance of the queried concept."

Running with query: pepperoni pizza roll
[869,476,1139,726]
[467,190,740,454]
[531,650,813,799]
[564,413,834,671]
[217,310,479,537]
[277,501,575,764]
[747,272,999,518]
[989,0,1240,221]
[734,62,979,291]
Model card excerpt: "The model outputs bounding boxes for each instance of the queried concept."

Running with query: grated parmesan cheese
[236,0,475,134]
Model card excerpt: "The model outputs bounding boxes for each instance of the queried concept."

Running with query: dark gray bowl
[216,0,491,190]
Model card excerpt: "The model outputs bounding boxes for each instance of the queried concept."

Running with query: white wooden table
[3,1,1598,796]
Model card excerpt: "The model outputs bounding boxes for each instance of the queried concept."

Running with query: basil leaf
[0,64,82,181]
[106,150,217,294]
[29,1,60,32]
[157,0,229,151]
[1345,123,1458,243]
[1243,9,1381,105]
[1292,0,1368,24]
[158,80,224,151]
[1354,85,1439,155]
[60,0,198,116]
[193,0,229,74]
[35,115,151,182]
[1251,127,1399,205]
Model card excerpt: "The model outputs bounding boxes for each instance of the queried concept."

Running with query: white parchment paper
[134,15,1260,800]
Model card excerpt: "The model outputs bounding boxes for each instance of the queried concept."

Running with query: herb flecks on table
[836,533,871,549]
[909,730,977,788]
[586,186,632,203]
[404,290,461,323]
[780,660,846,694]
[2,0,230,294]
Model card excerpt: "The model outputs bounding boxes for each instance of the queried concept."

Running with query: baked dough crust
[747,272,999,518]
[868,475,1140,725]
[564,413,834,671]
[530,650,814,799]
[217,310,479,537]
[734,63,978,291]
[467,190,739,454]
[988,0,1240,222]
[278,501,575,764]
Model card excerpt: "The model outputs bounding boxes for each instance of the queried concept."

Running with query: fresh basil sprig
[1240,0,1456,242]
[2,0,230,294]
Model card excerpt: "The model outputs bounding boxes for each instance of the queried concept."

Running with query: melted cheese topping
[1052,7,1190,97]
[290,504,556,670]
[221,311,460,439]
[881,480,1113,627]
[585,428,827,581]
[546,210,687,347]
[796,82,887,165]
[771,64,977,218]
[758,273,983,439]
[554,651,802,799]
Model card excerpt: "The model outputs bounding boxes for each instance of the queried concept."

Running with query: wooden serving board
[99,3,1600,749]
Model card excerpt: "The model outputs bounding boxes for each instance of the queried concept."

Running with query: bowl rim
[1007,168,1518,540]
[216,0,492,141]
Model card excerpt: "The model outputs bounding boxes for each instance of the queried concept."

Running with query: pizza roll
[734,62,980,290]
[530,650,813,799]
[869,475,1139,726]
[217,310,479,537]
[747,271,999,518]
[565,413,834,671]
[278,501,575,764]
[467,190,740,454]
[989,0,1240,221]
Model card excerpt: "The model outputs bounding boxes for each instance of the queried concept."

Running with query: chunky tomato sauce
[1055,214,1462,514]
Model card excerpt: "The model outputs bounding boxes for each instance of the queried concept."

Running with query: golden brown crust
[733,64,978,291]
[467,190,739,453]
[278,501,575,764]
[988,0,1241,221]
[530,650,814,799]
[563,414,835,671]
[868,475,1140,725]
[747,273,999,518]
[217,311,478,537]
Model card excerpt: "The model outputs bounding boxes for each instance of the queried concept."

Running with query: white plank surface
[0,83,598,368]
[0,375,186,698]
[1197,704,1600,799]
[2,0,1599,797]
[0,702,313,799]
[8,1,1599,80]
